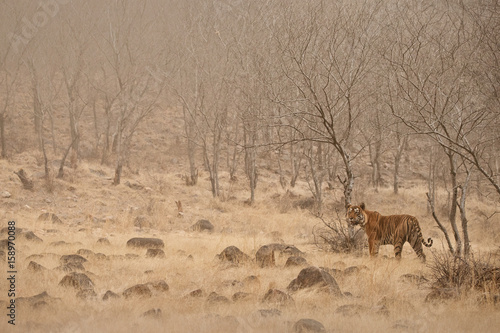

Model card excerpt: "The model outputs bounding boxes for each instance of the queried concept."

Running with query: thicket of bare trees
[1,0,498,254]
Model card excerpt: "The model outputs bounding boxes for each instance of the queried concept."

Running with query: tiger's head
[346,203,366,227]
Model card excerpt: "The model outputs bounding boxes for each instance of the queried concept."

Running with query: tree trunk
[290,143,301,187]
[447,152,462,256]
[0,114,6,158]
[427,147,437,214]
[393,153,400,194]
[57,137,77,179]
[459,170,471,256]
[113,160,122,185]
[427,192,454,254]
[14,169,34,190]
[393,135,407,194]
[34,94,43,151]
[113,118,124,185]
[187,137,198,185]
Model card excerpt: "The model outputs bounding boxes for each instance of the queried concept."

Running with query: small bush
[429,251,500,294]
[313,210,366,254]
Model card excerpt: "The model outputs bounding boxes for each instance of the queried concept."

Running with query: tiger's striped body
[346,203,433,261]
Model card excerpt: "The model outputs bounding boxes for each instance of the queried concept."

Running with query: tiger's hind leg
[394,237,404,259]
[409,230,426,262]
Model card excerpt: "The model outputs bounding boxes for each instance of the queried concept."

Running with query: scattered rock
[320,267,343,279]
[392,319,414,330]
[142,308,162,318]
[256,245,275,268]
[1,191,11,198]
[335,304,367,317]
[191,219,214,232]
[76,249,95,258]
[267,243,305,257]
[134,215,152,229]
[38,213,63,224]
[54,262,86,273]
[217,246,251,264]
[243,275,260,287]
[146,248,166,258]
[399,273,429,285]
[126,181,145,190]
[257,308,282,318]
[222,279,243,288]
[0,227,23,235]
[60,254,87,266]
[287,266,342,296]
[94,253,107,260]
[21,231,43,242]
[293,319,326,333]
[77,289,97,300]
[262,289,295,308]
[32,300,48,309]
[50,240,69,247]
[97,238,111,245]
[125,253,140,260]
[343,265,369,276]
[146,280,169,293]
[17,291,56,308]
[425,288,458,302]
[59,272,94,291]
[285,256,308,267]
[123,284,152,299]
[28,261,47,272]
[206,292,230,304]
[232,292,253,302]
[102,290,120,301]
[372,304,390,316]
[188,289,205,298]
[126,237,164,249]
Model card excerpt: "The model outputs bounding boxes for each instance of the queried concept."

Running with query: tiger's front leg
[368,237,380,257]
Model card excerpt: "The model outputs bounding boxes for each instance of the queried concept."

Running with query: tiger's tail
[414,219,433,247]
[422,237,433,247]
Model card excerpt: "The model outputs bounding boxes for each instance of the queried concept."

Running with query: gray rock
[217,246,251,264]
[262,289,295,308]
[287,266,342,296]
[191,219,214,232]
[59,272,94,291]
[146,248,166,258]
[123,284,152,299]
[256,245,275,268]
[126,237,164,249]
[293,319,326,333]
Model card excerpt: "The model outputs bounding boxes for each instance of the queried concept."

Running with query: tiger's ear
[360,202,365,210]
[346,204,352,209]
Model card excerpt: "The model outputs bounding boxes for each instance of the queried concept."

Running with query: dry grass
[1,153,500,333]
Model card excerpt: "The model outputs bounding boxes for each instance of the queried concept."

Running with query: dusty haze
[1,0,499,332]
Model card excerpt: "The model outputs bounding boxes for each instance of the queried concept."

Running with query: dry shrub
[429,251,500,295]
[313,210,366,254]
[276,191,317,214]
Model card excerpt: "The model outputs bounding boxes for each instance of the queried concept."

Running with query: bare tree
[271,1,381,209]
[385,0,490,255]
[0,2,27,158]
[93,1,165,184]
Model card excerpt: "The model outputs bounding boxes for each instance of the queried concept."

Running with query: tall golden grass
[1,153,499,332]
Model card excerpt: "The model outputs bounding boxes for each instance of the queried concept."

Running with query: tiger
[346,203,433,261]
